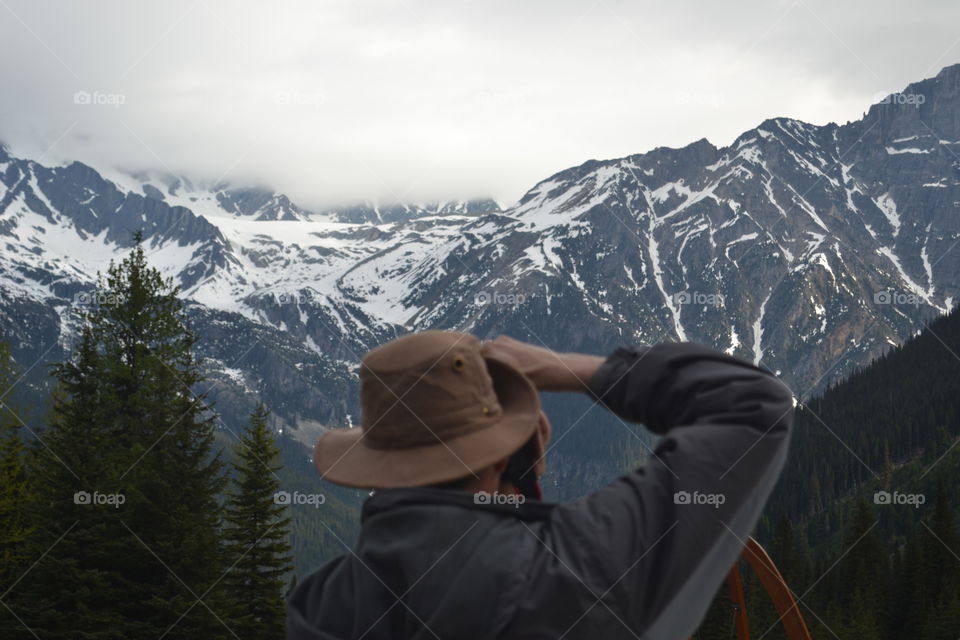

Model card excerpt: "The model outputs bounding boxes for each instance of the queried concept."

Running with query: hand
[481,335,604,392]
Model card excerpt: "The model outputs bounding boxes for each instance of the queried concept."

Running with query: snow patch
[752,290,772,365]
[885,147,930,155]
[873,193,900,236]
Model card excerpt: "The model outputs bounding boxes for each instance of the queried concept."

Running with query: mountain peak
[934,62,960,80]
[861,62,960,141]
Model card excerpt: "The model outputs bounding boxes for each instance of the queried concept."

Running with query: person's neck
[461,478,517,495]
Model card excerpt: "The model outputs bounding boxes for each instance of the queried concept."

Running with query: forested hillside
[696,305,960,639]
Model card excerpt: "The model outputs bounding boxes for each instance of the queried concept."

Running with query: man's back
[288,341,794,639]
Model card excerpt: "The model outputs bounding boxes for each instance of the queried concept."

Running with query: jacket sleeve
[549,342,795,638]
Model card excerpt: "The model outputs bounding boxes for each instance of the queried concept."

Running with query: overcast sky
[1,0,959,210]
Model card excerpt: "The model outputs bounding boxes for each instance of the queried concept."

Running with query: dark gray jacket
[287,342,795,639]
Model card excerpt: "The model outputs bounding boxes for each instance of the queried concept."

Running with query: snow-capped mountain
[2,64,960,458]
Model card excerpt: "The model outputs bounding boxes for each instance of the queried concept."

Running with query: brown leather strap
[688,537,811,640]
[739,537,812,640]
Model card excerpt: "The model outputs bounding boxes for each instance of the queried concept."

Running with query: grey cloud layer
[1,0,958,208]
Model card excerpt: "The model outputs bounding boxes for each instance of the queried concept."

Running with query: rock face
[1,65,960,458]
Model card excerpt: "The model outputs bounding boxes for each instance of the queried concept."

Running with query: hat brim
[312,355,540,489]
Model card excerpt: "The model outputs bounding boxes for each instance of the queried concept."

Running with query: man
[287,331,794,639]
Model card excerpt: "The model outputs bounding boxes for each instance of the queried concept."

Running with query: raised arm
[485,337,795,638]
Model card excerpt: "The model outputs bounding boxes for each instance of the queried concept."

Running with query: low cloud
[1,0,958,210]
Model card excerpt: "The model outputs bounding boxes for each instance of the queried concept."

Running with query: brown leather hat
[313,330,541,488]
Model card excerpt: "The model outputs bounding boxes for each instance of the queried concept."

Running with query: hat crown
[359,331,502,449]
[313,330,541,488]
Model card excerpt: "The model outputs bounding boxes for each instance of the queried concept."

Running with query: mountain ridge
[2,64,960,457]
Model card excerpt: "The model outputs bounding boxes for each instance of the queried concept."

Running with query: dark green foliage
[221,403,293,639]
[774,307,960,524]
[0,343,36,639]
[696,306,960,639]
[17,238,230,639]
[0,239,359,638]
[273,432,361,577]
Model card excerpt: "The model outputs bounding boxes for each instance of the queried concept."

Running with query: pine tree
[91,235,227,639]
[921,591,960,640]
[23,236,229,638]
[23,327,132,639]
[770,514,800,588]
[916,478,960,639]
[743,566,784,640]
[891,531,925,639]
[0,343,36,639]
[922,478,959,599]
[834,496,885,633]
[840,588,882,640]
[691,584,735,639]
[222,403,293,640]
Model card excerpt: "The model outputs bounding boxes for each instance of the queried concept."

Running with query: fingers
[482,334,602,393]
[480,335,526,365]
[482,335,544,386]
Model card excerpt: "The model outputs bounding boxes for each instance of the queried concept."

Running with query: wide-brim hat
[313,331,541,488]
